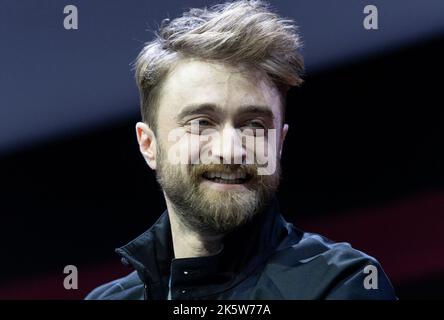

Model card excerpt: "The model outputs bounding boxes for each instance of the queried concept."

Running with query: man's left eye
[244,121,265,129]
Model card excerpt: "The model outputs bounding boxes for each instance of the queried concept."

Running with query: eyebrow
[175,103,275,121]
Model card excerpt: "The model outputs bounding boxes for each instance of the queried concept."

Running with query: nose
[211,125,246,164]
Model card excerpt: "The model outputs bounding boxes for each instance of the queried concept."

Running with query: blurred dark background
[0,0,443,299]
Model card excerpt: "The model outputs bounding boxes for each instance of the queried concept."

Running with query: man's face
[138,59,288,234]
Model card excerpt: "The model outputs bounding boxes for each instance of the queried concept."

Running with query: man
[86,0,396,300]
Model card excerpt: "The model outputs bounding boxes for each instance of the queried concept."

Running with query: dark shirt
[85,198,397,300]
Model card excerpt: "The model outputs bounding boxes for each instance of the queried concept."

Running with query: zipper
[144,283,150,300]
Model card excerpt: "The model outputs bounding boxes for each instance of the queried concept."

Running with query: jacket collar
[115,197,297,299]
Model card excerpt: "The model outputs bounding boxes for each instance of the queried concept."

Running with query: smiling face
[137,58,289,234]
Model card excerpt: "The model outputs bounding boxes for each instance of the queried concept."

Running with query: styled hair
[134,0,304,131]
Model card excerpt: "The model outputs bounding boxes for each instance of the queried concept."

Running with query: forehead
[157,59,282,120]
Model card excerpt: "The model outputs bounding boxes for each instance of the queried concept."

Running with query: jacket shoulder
[263,230,397,299]
[85,271,145,300]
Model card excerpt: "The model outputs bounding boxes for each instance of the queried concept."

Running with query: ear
[136,122,157,170]
[279,123,289,158]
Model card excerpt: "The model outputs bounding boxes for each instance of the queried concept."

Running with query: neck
[165,196,224,259]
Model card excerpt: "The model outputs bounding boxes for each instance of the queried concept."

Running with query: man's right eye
[197,119,211,126]
[189,119,212,127]
[185,119,214,135]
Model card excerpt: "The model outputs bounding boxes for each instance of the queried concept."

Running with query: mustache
[189,164,258,179]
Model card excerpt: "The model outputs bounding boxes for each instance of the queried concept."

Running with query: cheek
[255,132,279,160]
[159,129,193,165]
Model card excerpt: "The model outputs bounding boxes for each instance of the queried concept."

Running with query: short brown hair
[134,0,304,131]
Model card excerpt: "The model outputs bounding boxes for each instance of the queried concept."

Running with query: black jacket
[86,199,396,300]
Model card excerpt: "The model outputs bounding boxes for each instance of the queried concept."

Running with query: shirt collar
[115,196,296,299]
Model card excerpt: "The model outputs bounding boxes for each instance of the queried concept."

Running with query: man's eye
[197,119,212,126]
[239,121,267,137]
[244,121,265,129]
[189,119,212,127]
[185,119,214,135]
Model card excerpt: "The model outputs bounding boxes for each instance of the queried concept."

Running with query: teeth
[205,171,247,180]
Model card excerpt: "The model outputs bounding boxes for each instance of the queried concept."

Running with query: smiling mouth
[202,171,252,184]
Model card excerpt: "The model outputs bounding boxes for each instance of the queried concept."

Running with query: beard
[155,144,281,235]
